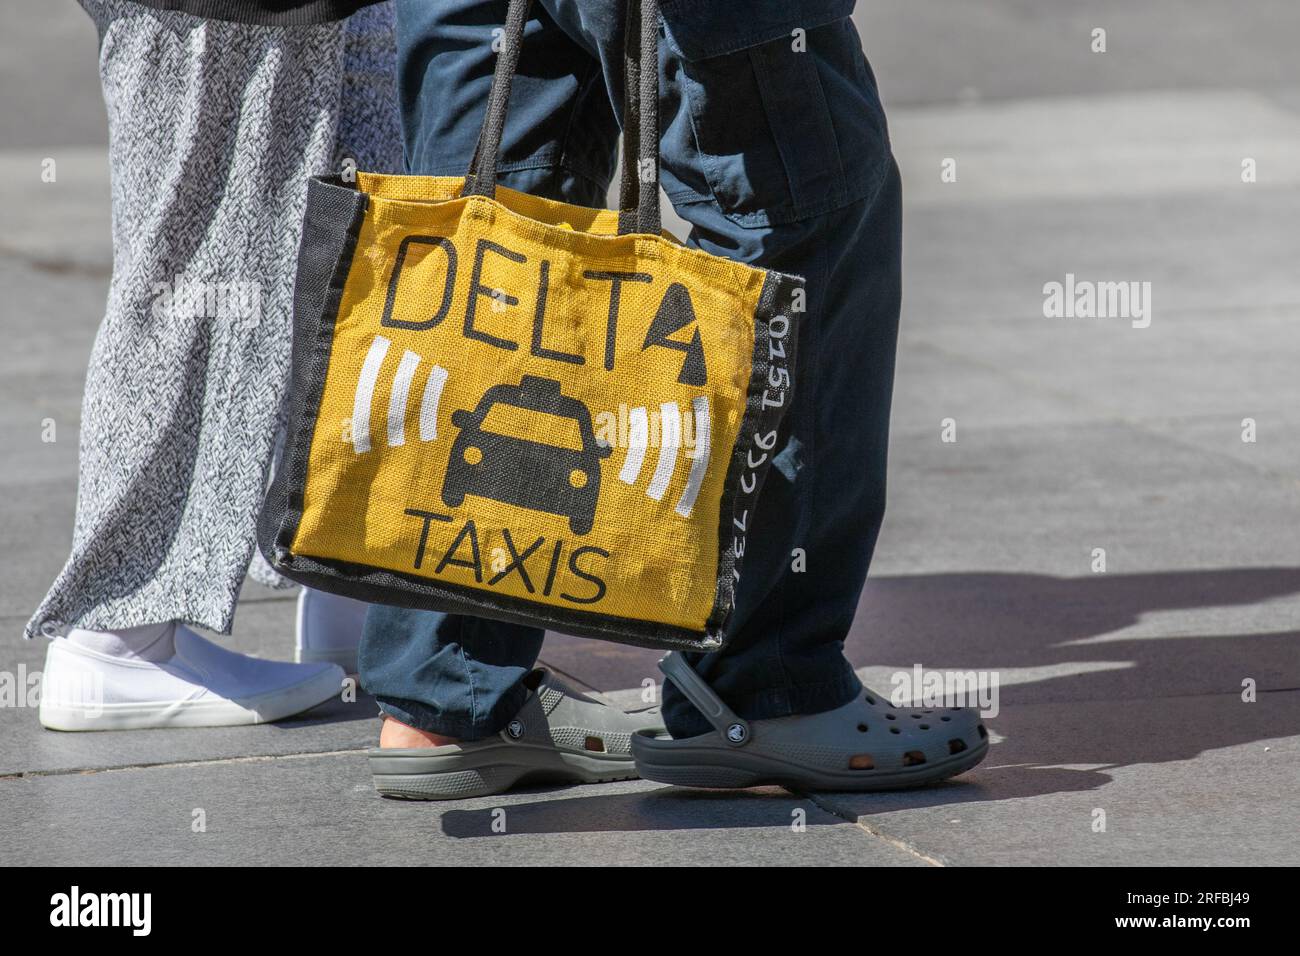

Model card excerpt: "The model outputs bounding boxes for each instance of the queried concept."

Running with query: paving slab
[893,90,1300,204]
[898,189,1300,325]
[895,300,1300,432]
[855,1,1300,107]
[0,756,924,866]
[0,3,105,149]
[0,477,78,625]
[0,149,111,274]
[0,694,373,781]
[807,691,1300,866]
[846,570,1300,707]
[0,251,105,620]
[1144,411,1300,485]
[875,422,1300,575]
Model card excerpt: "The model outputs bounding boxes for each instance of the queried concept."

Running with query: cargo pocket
[661,5,891,227]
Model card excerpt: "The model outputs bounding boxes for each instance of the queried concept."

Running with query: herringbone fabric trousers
[25,0,401,640]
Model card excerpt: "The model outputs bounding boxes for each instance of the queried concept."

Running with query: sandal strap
[658,652,751,747]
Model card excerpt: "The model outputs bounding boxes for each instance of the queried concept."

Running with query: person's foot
[379,717,458,749]
[631,652,990,791]
[295,587,369,673]
[39,623,344,731]
[368,668,665,800]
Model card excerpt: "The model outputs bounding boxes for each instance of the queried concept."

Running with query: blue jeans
[359,0,901,741]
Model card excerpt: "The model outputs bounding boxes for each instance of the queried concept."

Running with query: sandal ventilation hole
[940,715,951,722]
[584,736,606,753]
[902,750,927,767]
[885,713,896,720]
[857,723,869,733]
[948,739,967,755]
[849,754,875,770]
[889,727,901,735]
[919,723,930,730]
[864,695,876,706]
[977,724,988,740]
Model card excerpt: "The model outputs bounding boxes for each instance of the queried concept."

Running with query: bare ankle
[380,716,459,749]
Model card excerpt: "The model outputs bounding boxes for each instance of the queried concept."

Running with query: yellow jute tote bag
[258,0,803,651]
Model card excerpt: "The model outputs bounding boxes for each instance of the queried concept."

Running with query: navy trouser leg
[361,1,902,741]
[649,12,902,735]
[659,176,902,737]
[360,0,619,741]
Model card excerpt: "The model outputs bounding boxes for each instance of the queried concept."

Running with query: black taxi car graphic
[442,375,612,536]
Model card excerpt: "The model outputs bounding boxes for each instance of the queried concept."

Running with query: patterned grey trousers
[25,0,402,640]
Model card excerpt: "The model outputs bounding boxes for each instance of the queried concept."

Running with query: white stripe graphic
[419,364,449,442]
[646,401,681,501]
[618,406,649,484]
[386,350,422,447]
[675,396,711,517]
[351,335,391,453]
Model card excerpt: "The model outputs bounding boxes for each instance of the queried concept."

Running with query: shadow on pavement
[517,567,1300,822]
[437,785,843,837]
[273,690,376,729]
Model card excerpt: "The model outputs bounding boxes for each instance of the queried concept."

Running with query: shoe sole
[39,664,343,731]
[370,744,639,800]
[631,732,990,792]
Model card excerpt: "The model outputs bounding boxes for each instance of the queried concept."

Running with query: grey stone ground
[1,1,1298,865]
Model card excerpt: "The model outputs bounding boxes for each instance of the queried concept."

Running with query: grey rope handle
[616,0,661,235]
[460,0,531,199]
[461,0,661,236]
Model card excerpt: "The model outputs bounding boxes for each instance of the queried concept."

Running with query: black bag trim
[705,269,800,638]
[257,176,367,571]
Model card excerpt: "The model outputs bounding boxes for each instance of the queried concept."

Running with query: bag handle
[616,0,661,236]
[461,0,661,237]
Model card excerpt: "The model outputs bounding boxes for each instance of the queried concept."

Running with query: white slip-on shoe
[295,588,368,673]
[39,625,344,731]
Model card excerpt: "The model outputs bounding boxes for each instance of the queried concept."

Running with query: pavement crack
[1,747,368,781]
[799,791,946,866]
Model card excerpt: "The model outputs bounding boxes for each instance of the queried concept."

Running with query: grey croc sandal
[631,653,990,791]
[370,668,665,800]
